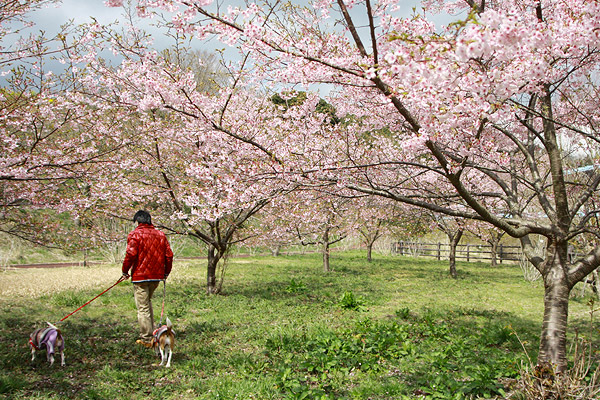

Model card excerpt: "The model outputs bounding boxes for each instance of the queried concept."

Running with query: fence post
[499,244,503,264]
[466,244,469,262]
[437,243,441,260]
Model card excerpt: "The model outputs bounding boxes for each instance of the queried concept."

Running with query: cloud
[27,0,179,53]
[31,0,124,31]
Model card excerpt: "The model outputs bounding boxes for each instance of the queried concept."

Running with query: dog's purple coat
[39,329,64,356]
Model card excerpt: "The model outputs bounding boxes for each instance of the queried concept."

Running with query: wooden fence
[391,241,522,263]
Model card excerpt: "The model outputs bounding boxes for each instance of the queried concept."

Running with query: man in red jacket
[122,210,173,347]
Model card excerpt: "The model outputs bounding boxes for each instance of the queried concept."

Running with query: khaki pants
[133,281,160,342]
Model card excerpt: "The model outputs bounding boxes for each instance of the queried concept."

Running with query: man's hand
[122,273,130,279]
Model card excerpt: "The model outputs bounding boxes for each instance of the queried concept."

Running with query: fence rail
[391,241,522,263]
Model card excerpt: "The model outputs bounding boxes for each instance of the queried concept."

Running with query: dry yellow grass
[0,262,198,299]
[0,264,120,299]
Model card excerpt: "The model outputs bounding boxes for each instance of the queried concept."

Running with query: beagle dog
[152,317,174,367]
[29,322,65,367]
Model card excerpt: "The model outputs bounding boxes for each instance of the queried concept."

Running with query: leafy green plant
[285,278,307,293]
[338,290,365,311]
[481,324,515,346]
[395,307,411,319]
[462,364,506,398]
[268,318,419,397]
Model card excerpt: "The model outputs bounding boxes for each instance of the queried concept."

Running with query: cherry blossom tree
[1,1,68,71]
[0,2,119,248]
[346,195,399,262]
[464,220,506,267]
[63,22,321,293]
[427,212,465,278]
[355,206,384,262]
[243,198,301,257]
[65,98,279,294]
[104,0,600,371]
[267,189,350,272]
[73,92,284,293]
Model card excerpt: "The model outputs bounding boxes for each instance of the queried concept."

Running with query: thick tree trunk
[206,246,220,295]
[366,242,373,262]
[448,247,457,278]
[538,267,570,373]
[535,243,575,373]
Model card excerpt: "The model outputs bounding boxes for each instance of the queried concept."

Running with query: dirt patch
[5,261,105,269]
[5,262,86,269]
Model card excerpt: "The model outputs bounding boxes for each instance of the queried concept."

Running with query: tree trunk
[448,247,457,278]
[489,238,498,267]
[593,269,600,298]
[322,227,330,272]
[537,247,571,373]
[271,245,281,256]
[206,245,220,295]
[366,242,373,262]
[448,230,463,279]
[361,227,380,262]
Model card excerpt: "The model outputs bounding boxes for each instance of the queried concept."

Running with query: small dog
[29,322,65,367]
[151,317,175,367]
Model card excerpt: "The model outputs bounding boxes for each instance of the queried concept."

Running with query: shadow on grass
[0,291,181,399]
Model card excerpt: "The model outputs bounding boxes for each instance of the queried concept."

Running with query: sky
[29,0,180,49]
[32,0,125,26]
[28,0,449,48]
[30,0,430,27]
[7,0,459,90]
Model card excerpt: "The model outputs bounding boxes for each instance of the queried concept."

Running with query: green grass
[1,251,598,399]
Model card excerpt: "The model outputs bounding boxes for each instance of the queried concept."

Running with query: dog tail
[164,317,174,352]
[47,322,62,338]
[47,322,59,331]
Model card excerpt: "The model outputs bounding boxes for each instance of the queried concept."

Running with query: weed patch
[338,290,366,311]
[264,313,525,399]
[285,278,307,294]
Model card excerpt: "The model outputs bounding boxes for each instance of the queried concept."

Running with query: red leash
[57,275,128,323]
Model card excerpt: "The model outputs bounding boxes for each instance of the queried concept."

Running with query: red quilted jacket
[122,223,173,282]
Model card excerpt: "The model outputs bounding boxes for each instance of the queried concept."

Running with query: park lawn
[0,251,597,399]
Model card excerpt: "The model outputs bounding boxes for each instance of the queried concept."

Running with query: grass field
[0,251,598,399]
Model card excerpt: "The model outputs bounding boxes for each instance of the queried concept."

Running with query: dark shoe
[136,339,152,348]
